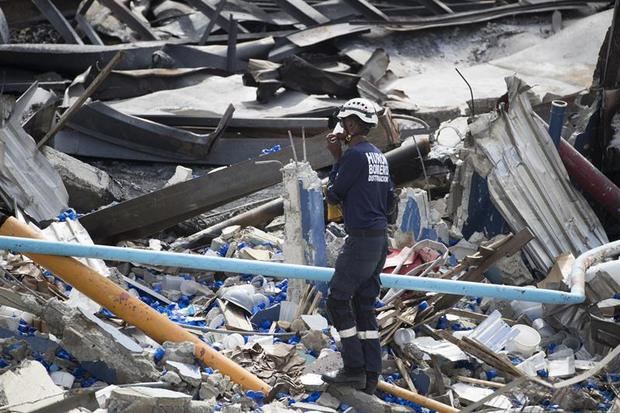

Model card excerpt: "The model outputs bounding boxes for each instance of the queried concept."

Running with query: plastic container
[180,280,199,296]
[394,328,416,348]
[510,300,543,321]
[532,318,555,338]
[162,275,183,291]
[223,333,245,350]
[51,371,75,389]
[506,324,541,357]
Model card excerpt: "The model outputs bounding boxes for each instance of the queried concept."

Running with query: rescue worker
[321,98,395,395]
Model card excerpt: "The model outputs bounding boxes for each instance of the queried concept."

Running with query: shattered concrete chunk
[165,165,194,187]
[42,146,123,212]
[0,360,64,410]
[106,386,192,413]
[301,330,329,354]
[161,370,183,385]
[166,360,202,387]
[42,299,159,384]
[162,341,196,364]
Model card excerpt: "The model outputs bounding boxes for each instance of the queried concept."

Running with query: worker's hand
[326,133,343,160]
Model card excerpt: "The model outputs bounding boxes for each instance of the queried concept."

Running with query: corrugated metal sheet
[0,83,68,221]
[467,76,608,273]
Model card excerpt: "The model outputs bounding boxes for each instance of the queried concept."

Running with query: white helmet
[337,98,379,126]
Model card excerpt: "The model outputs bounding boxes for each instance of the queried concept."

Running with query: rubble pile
[0,0,619,412]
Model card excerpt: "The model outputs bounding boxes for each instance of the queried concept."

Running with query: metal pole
[0,234,584,305]
[548,100,567,147]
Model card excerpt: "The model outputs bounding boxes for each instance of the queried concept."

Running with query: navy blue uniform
[327,141,392,231]
[326,141,392,376]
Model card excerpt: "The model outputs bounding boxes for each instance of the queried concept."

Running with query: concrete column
[281,161,327,304]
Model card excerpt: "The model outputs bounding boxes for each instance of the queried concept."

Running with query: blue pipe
[548,100,568,147]
[0,236,584,305]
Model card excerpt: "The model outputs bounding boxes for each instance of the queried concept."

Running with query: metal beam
[75,12,103,45]
[0,6,9,43]
[185,0,249,34]
[75,0,104,45]
[198,0,227,45]
[341,0,389,21]
[80,123,412,243]
[96,0,158,40]
[416,0,454,14]
[602,0,620,88]
[31,0,84,44]
[226,14,238,73]
[275,0,329,26]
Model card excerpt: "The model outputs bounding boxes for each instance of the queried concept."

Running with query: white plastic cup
[394,328,416,348]
[506,324,541,357]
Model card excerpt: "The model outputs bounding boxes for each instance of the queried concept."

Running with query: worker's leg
[323,235,386,388]
[354,235,388,394]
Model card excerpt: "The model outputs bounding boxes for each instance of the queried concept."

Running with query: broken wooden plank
[37,51,123,149]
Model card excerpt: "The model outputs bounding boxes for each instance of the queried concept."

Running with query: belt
[347,228,386,237]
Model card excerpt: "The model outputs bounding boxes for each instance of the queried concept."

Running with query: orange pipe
[377,381,458,413]
[0,215,271,393]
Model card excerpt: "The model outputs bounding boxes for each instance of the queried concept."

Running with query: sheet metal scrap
[0,83,68,222]
[59,101,234,161]
[467,76,608,273]
[0,37,274,76]
[79,114,413,243]
[245,56,360,101]
[379,0,605,31]
[0,6,9,44]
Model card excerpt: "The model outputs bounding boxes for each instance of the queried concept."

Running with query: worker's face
[340,116,360,136]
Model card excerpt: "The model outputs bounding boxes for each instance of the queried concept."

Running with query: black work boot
[364,371,379,395]
[322,368,366,389]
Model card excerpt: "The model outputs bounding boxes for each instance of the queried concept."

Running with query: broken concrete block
[0,360,64,410]
[301,330,329,354]
[42,146,123,212]
[42,299,159,384]
[199,372,231,400]
[188,399,217,413]
[165,360,202,387]
[303,349,343,375]
[282,161,327,303]
[161,370,183,385]
[318,392,341,409]
[162,341,196,365]
[291,401,338,412]
[106,386,192,413]
[165,165,193,187]
[300,373,327,392]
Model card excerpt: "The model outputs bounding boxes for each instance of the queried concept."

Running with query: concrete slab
[0,360,64,412]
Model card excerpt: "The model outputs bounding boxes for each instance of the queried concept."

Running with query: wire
[455,67,475,120]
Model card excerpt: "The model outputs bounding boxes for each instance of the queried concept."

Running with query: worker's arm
[327,150,363,205]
